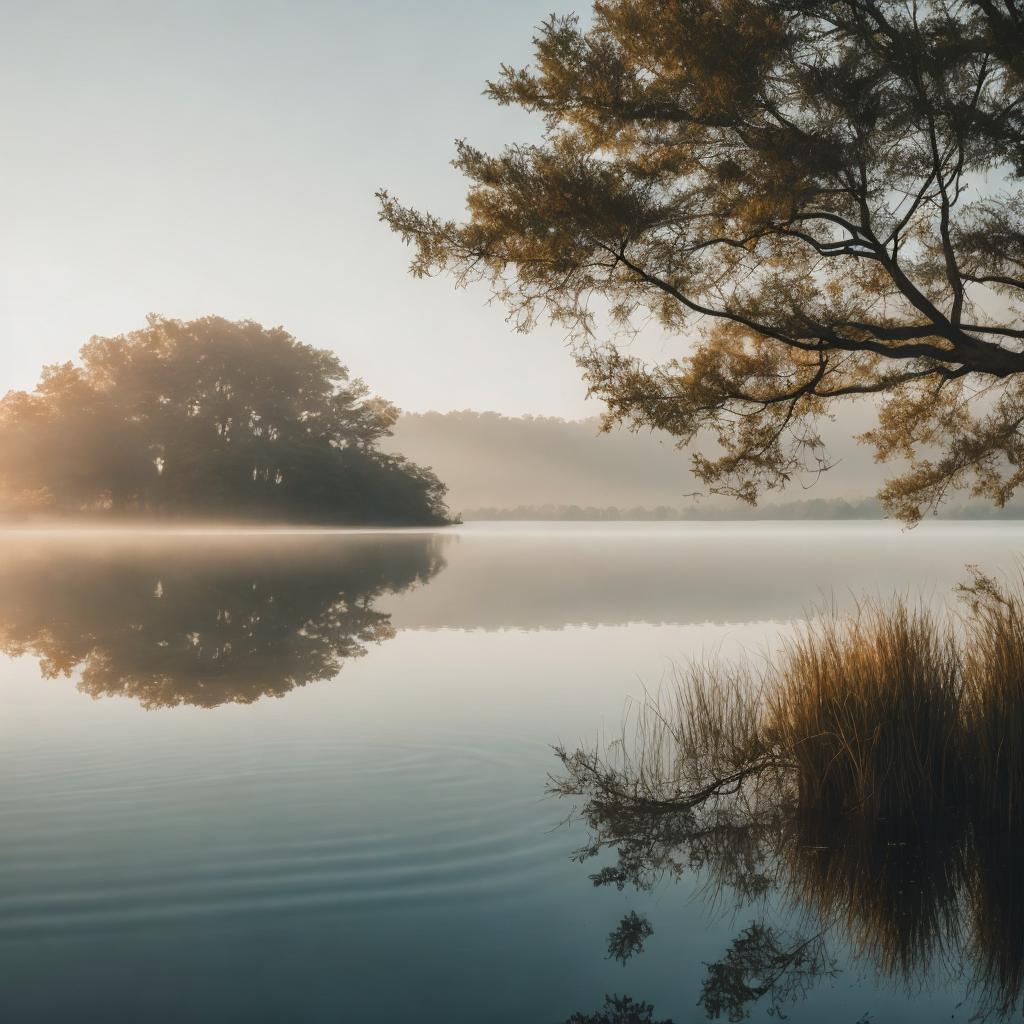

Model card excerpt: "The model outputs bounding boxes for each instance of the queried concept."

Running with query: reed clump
[682,573,1024,826]
[767,602,964,823]
[960,573,1024,824]
[558,571,1024,838]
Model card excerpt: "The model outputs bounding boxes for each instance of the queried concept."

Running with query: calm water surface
[1,522,1021,1022]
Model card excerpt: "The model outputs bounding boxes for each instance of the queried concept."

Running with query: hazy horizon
[385,407,899,511]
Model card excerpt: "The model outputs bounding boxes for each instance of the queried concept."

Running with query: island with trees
[0,315,455,526]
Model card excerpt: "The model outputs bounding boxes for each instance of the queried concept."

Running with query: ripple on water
[0,738,567,940]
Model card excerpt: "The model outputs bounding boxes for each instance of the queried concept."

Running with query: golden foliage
[381,0,1024,521]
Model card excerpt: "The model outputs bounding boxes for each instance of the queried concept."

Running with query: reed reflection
[0,535,446,707]
[558,761,1024,1021]
[554,583,1024,1022]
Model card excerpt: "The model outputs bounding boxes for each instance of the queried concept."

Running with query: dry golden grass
[644,577,1024,826]
[960,572,1024,824]
[768,602,963,822]
[558,571,1024,841]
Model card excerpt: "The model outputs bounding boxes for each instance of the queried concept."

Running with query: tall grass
[552,662,787,815]
[768,602,963,823]
[961,572,1024,824]
[634,575,1024,824]
[556,570,1024,840]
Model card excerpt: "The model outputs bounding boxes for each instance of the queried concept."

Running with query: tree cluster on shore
[0,316,454,525]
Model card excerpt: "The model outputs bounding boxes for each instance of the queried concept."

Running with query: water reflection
[555,746,1024,1022]
[5,524,1024,1023]
[0,535,445,707]
[565,995,675,1023]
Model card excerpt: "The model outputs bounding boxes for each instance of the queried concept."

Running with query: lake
[1,521,1022,1023]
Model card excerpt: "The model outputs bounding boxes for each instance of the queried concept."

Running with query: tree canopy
[0,315,453,524]
[380,0,1024,522]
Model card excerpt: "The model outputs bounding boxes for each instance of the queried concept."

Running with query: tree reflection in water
[554,707,1024,1023]
[0,534,446,708]
[565,995,674,1024]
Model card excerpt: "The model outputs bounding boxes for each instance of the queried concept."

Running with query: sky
[0,0,614,418]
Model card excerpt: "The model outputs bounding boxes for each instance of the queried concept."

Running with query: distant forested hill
[385,410,1024,520]
[385,409,882,514]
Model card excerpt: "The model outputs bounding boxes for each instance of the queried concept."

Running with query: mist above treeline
[386,411,1024,521]
[464,499,1024,522]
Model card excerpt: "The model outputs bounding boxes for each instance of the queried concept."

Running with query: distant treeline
[386,409,888,513]
[464,498,1024,521]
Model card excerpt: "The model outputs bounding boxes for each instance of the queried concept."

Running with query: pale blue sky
[0,0,610,416]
